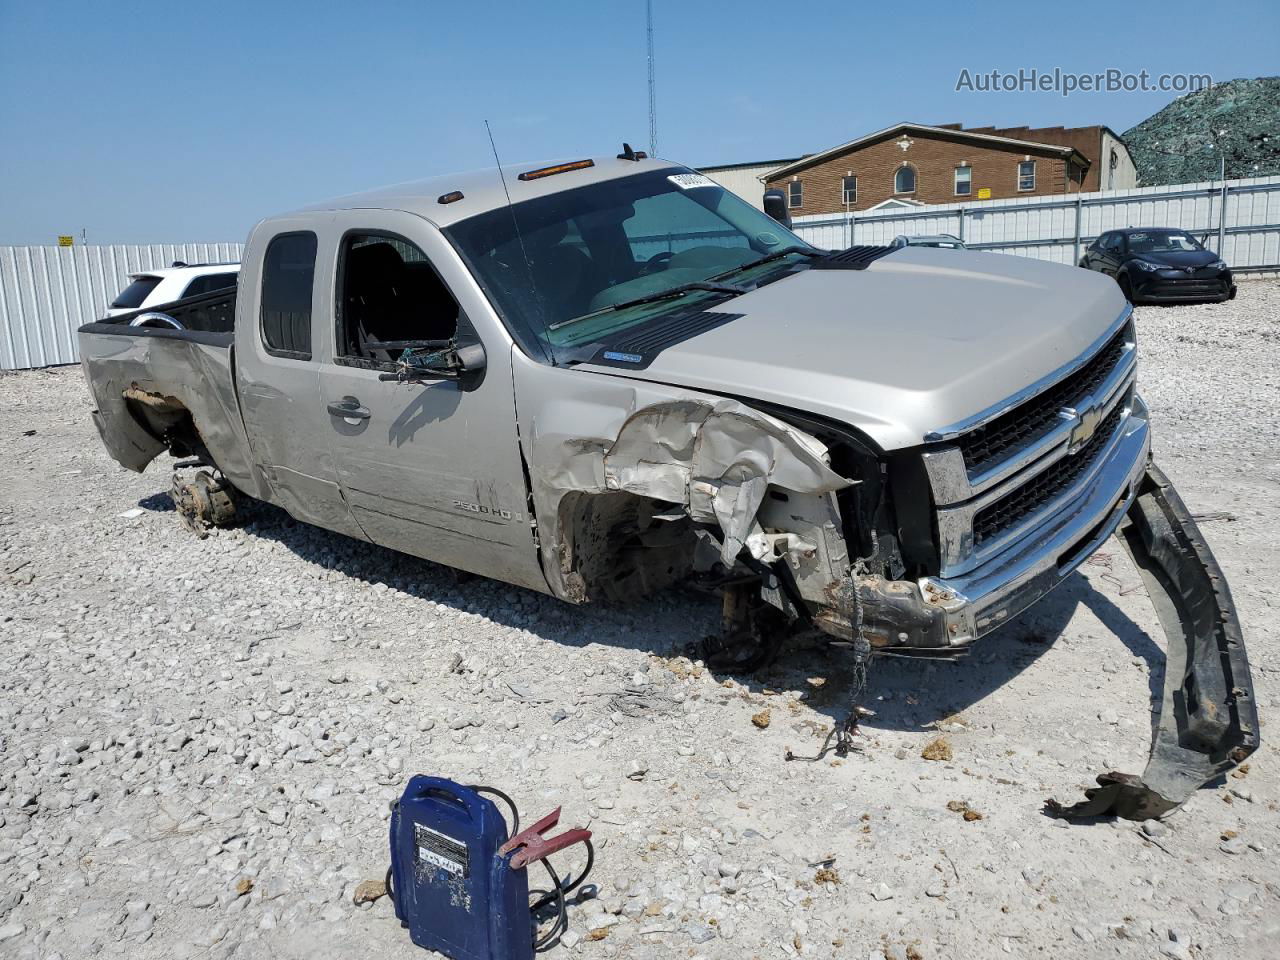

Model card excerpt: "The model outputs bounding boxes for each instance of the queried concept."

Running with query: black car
[1079,228,1236,304]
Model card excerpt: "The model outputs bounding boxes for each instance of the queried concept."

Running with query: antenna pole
[484,120,555,365]
[646,0,658,157]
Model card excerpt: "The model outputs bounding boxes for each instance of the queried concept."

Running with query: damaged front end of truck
[527,381,1257,821]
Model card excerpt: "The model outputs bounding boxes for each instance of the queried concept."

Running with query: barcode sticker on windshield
[668,173,717,189]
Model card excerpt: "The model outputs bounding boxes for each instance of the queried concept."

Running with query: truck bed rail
[91,287,238,336]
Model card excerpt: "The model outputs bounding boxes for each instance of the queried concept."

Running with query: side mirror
[454,342,486,373]
[375,339,487,383]
[762,189,792,229]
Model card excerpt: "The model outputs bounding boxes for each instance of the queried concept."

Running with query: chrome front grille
[923,306,1143,577]
[958,322,1130,475]
[972,401,1125,547]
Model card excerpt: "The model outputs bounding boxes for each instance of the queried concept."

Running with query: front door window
[337,234,459,367]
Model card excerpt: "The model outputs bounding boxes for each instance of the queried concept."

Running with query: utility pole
[646,0,658,157]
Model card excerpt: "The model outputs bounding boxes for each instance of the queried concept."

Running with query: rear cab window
[261,233,317,359]
[110,276,161,309]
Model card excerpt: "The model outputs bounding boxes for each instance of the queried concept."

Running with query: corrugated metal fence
[4,175,1280,370]
[789,174,1280,272]
[1,243,242,370]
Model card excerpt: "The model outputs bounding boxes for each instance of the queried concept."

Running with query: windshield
[1128,230,1203,254]
[444,168,814,361]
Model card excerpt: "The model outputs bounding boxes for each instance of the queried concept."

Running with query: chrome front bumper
[836,407,1259,822]
[913,393,1151,648]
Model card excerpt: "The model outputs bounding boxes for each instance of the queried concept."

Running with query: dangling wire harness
[786,551,874,763]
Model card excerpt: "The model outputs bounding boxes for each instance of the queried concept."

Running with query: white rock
[99,827,132,847]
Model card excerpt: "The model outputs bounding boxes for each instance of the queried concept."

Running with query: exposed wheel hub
[171,469,236,536]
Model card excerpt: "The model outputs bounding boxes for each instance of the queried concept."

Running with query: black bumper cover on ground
[1048,462,1259,820]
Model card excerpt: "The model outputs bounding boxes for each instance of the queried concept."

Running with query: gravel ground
[2,282,1278,960]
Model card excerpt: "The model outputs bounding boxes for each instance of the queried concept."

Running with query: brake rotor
[171,470,236,537]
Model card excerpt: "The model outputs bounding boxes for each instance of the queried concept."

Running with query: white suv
[105,263,239,318]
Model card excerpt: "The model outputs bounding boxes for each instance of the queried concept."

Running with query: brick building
[755,122,1136,217]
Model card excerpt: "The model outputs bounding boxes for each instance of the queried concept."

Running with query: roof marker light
[517,159,595,181]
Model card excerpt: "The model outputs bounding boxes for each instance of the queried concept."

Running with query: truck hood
[576,247,1128,452]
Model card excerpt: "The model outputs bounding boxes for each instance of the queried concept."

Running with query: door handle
[327,397,371,420]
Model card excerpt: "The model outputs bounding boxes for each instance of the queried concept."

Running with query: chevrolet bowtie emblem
[1063,401,1102,452]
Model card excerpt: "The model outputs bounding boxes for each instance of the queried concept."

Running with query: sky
[1,0,1277,244]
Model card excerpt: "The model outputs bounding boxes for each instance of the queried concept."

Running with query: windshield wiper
[548,248,821,333]
[548,280,746,331]
[707,246,823,282]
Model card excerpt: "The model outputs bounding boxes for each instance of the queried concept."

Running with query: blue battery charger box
[389,776,532,960]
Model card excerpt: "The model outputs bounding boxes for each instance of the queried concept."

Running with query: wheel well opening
[556,491,698,604]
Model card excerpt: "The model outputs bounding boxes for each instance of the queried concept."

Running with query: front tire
[1118,273,1137,304]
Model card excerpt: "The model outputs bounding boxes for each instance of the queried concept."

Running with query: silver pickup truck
[79,152,1256,819]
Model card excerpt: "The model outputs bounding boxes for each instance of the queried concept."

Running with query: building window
[261,231,317,359]
[954,165,972,196]
[1018,160,1036,191]
[788,180,803,209]
[894,165,916,194]
[842,175,857,205]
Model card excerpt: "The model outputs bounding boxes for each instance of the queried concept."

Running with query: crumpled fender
[77,328,263,498]
[604,400,851,565]
[1048,463,1260,820]
[528,397,852,600]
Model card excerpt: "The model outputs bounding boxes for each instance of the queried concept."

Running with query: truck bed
[78,288,262,498]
